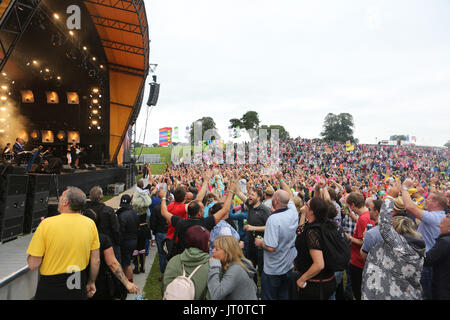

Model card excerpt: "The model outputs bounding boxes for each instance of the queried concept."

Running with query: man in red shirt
[345,192,375,300]
[165,171,211,241]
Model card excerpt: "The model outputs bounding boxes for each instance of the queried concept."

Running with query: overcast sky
[136,0,450,147]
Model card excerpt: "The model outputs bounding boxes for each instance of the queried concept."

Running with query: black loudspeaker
[0,165,26,175]
[24,175,50,233]
[0,174,29,242]
[62,165,75,173]
[147,82,160,106]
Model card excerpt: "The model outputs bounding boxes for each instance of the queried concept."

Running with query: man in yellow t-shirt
[27,186,100,300]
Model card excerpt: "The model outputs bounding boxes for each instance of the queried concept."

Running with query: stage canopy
[83,0,149,163]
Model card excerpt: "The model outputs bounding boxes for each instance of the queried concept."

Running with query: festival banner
[159,127,172,146]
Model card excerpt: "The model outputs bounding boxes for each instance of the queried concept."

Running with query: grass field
[133,147,171,175]
[143,253,163,300]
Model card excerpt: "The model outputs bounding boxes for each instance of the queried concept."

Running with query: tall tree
[320,112,355,143]
[260,124,290,140]
[229,111,260,130]
[190,116,220,144]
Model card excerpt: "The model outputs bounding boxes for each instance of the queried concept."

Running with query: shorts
[120,239,137,267]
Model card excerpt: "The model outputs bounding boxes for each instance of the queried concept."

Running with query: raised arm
[159,190,173,224]
[194,170,212,202]
[379,181,408,250]
[275,171,294,202]
[213,182,236,224]
[401,178,423,220]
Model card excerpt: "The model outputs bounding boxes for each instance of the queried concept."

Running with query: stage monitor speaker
[147,82,160,106]
[0,175,28,241]
[62,165,75,173]
[80,164,88,170]
[87,164,96,171]
[24,175,50,233]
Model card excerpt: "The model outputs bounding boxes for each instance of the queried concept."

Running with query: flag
[173,127,179,139]
[345,140,351,146]
[412,136,416,142]
[346,145,354,152]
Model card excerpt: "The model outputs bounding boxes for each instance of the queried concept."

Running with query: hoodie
[162,247,210,300]
[208,258,258,300]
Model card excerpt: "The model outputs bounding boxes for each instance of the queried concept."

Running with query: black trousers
[35,270,87,300]
[349,264,363,300]
[297,278,337,300]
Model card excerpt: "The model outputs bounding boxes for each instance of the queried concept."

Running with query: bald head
[185,192,194,202]
[273,190,290,210]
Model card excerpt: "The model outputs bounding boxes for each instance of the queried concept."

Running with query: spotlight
[1,85,7,90]
[33,60,38,65]
[92,56,96,61]
[1,96,7,101]
[92,88,99,93]
[91,120,98,125]
[83,46,87,51]
[57,76,61,80]
[92,109,98,114]
[69,30,74,36]
[45,68,50,73]
[53,13,60,20]
[0,107,6,111]
[2,73,6,76]
[93,99,98,104]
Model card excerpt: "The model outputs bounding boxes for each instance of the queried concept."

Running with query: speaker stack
[23,174,50,234]
[0,169,29,242]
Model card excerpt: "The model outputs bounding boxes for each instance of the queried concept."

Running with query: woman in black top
[294,197,337,300]
[83,209,140,300]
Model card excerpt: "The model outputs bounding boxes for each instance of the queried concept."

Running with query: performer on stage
[2,142,12,161]
[70,142,79,168]
[13,138,25,165]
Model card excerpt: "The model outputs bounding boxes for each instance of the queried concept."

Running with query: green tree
[190,116,220,143]
[260,124,290,140]
[229,111,260,130]
[445,141,450,148]
[320,113,355,143]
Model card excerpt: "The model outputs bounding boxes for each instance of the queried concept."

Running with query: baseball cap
[120,194,132,206]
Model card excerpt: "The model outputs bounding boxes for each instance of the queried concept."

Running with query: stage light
[26,62,31,66]
[83,46,87,51]
[0,129,4,133]
[92,109,98,114]
[97,127,101,130]
[2,73,6,76]
[1,85,7,90]
[21,90,35,103]
[69,30,74,36]
[92,88,99,93]
[0,107,6,111]
[41,130,54,143]
[0,118,5,122]
[93,99,98,104]
[92,57,96,61]
[57,131,65,141]
[30,130,39,139]
[33,60,38,65]
[53,13,60,20]
[1,96,7,101]
[91,120,98,125]
[46,91,59,104]
[45,68,50,73]
[67,131,80,143]
[100,65,104,69]
[57,76,61,80]
[67,92,79,104]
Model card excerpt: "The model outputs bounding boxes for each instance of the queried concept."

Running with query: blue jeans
[420,266,433,300]
[155,232,167,274]
[261,270,292,300]
[329,271,344,300]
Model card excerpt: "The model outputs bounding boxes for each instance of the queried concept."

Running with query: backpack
[163,264,203,300]
[308,222,351,272]
[161,219,186,261]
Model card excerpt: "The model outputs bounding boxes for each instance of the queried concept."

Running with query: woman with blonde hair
[361,181,426,300]
[208,235,258,300]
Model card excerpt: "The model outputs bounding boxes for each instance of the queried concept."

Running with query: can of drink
[367,224,373,230]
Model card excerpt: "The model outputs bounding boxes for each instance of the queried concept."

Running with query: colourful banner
[159,127,172,146]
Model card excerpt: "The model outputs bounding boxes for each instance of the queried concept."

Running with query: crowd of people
[26,137,449,300]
